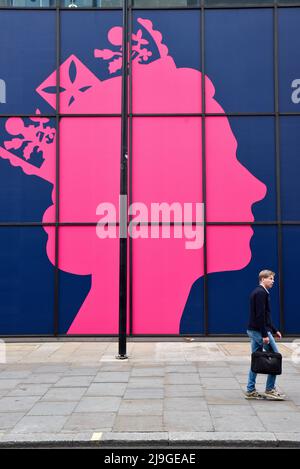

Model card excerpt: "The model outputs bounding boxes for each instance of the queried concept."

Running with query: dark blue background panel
[206,116,276,222]
[205,0,274,4]
[205,8,274,114]
[0,11,56,115]
[58,227,91,335]
[0,227,54,335]
[132,10,202,113]
[282,226,300,334]
[279,8,300,113]
[280,117,300,221]
[61,10,122,84]
[230,117,276,222]
[0,117,55,223]
[207,225,279,335]
[180,276,204,335]
[133,10,201,73]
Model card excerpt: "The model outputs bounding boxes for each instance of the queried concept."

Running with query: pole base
[115,354,129,360]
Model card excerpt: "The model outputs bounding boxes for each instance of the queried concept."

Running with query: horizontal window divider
[0,333,298,338]
[0,115,56,118]
[1,4,300,11]
[0,335,58,338]
[1,221,300,227]
[58,114,121,117]
[205,113,276,117]
[3,112,300,118]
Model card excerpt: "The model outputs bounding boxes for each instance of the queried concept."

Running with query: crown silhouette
[94,18,169,74]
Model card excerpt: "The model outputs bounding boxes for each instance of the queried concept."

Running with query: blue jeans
[246,329,279,392]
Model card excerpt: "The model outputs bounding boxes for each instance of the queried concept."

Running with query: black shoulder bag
[251,343,282,375]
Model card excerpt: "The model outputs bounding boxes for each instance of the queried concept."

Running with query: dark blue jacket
[248,285,278,338]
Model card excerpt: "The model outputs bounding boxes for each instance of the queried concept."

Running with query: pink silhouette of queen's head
[0,18,266,334]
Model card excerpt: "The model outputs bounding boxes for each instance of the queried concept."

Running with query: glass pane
[0,116,56,222]
[40,10,123,114]
[206,117,276,222]
[0,11,56,114]
[207,225,279,334]
[0,0,56,7]
[60,117,120,223]
[282,226,300,334]
[279,8,300,112]
[58,226,119,335]
[0,227,55,334]
[133,1,200,6]
[132,227,204,334]
[205,0,274,5]
[205,9,274,113]
[132,117,202,209]
[280,117,300,221]
[60,1,121,6]
[132,10,202,113]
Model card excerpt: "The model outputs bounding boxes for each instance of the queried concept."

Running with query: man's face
[262,275,275,290]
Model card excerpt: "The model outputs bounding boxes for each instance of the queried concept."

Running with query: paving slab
[27,402,78,416]
[201,378,241,390]
[118,399,163,416]
[204,389,249,405]
[10,415,68,434]
[113,416,164,432]
[41,387,87,402]
[165,373,201,385]
[74,397,121,413]
[164,397,208,412]
[0,413,25,430]
[7,384,51,397]
[0,396,40,413]
[86,383,127,397]
[127,377,164,388]
[256,412,300,432]
[131,367,164,377]
[208,405,256,417]
[165,385,203,398]
[0,380,22,390]
[123,388,164,400]
[63,412,116,432]
[94,372,131,383]
[53,376,94,388]
[22,374,63,385]
[212,415,266,432]
[163,411,213,432]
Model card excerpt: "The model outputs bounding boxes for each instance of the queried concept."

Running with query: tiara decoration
[94,18,169,74]
[4,110,55,165]
[0,109,55,183]
[36,55,100,111]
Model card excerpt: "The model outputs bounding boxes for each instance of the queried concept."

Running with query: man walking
[245,270,285,400]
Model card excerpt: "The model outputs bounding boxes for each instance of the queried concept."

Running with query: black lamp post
[116,0,129,360]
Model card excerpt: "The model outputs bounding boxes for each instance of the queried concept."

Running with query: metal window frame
[0,1,300,337]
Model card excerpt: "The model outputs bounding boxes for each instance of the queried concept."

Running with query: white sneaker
[264,388,285,400]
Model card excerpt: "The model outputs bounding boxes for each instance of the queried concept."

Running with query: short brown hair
[259,270,275,282]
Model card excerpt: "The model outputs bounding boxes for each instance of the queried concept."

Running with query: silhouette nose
[244,164,267,204]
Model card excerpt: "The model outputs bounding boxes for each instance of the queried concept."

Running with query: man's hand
[276,331,282,339]
[263,336,270,344]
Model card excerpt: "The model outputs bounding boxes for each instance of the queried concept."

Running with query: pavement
[0,339,299,448]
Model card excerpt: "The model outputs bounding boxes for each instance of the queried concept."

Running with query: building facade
[0,0,300,336]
